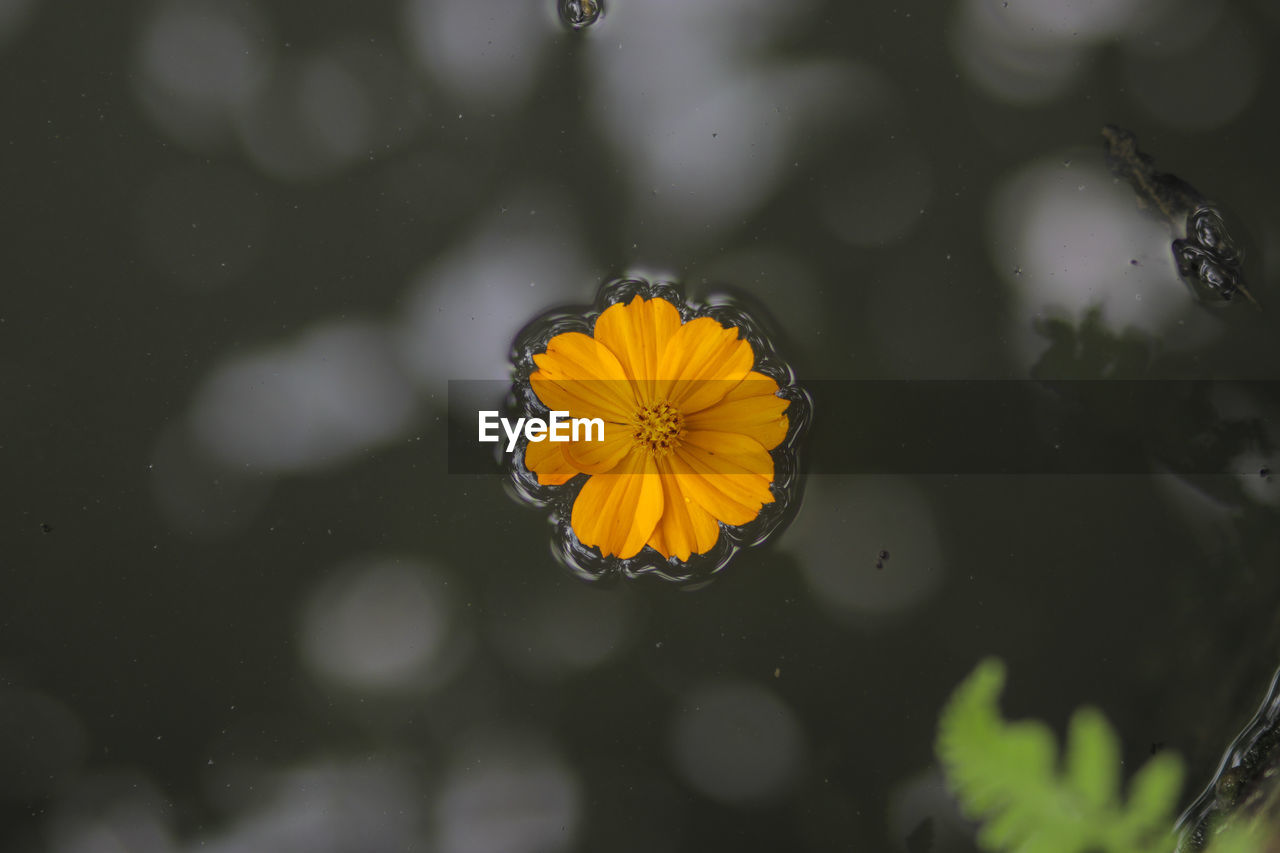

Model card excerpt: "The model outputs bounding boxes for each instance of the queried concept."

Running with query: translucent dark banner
[446,380,1278,476]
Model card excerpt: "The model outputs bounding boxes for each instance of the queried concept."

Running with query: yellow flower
[524,295,789,561]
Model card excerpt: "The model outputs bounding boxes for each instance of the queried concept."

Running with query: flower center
[632,401,685,457]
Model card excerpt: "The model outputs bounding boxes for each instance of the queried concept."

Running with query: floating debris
[1101,125,1258,307]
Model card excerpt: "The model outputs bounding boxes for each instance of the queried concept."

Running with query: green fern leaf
[936,658,1185,853]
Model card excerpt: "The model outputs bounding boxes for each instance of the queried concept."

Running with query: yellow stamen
[632,401,684,457]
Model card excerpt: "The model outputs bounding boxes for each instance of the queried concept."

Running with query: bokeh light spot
[133,0,269,149]
[300,557,461,693]
[190,321,416,473]
[785,476,944,621]
[435,732,581,853]
[669,680,804,805]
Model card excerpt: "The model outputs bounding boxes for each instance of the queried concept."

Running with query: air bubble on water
[558,0,602,30]
[505,277,811,585]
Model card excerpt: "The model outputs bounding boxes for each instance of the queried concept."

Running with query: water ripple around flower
[508,278,809,583]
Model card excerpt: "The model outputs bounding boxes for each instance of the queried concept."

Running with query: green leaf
[1065,707,1121,810]
[1118,752,1184,837]
[935,658,1196,853]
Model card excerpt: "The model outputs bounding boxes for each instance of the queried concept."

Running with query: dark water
[4,1,1280,851]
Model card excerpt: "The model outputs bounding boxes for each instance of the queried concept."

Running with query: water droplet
[559,0,602,30]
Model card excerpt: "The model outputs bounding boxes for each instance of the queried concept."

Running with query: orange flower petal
[571,451,664,558]
[647,524,669,558]
[561,421,634,474]
[671,431,775,526]
[723,371,781,403]
[654,317,754,415]
[592,296,682,402]
[531,331,635,422]
[524,436,580,485]
[529,295,792,563]
[648,458,721,560]
[684,372,789,451]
